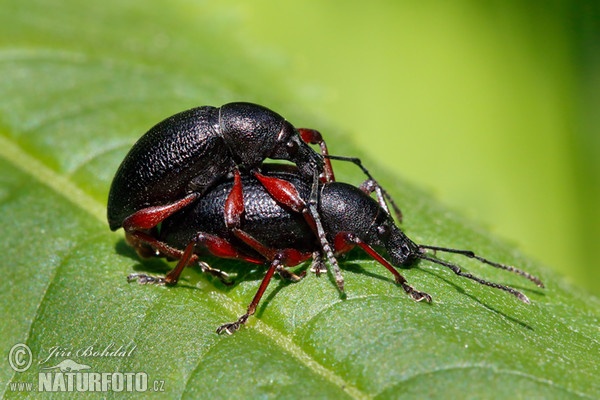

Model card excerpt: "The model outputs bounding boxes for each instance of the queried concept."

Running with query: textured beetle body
[107,102,323,231]
[108,106,228,230]
[160,167,317,259]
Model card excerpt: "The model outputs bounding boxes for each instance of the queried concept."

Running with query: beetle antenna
[324,154,403,222]
[417,253,532,304]
[419,245,544,287]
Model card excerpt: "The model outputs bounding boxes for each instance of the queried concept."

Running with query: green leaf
[1,1,598,399]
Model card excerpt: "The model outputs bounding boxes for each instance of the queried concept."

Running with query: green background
[1,1,599,399]
[233,1,600,295]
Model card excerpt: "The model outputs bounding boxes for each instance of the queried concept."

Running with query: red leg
[359,179,399,221]
[214,228,313,334]
[229,168,308,232]
[231,228,311,267]
[126,230,201,285]
[164,232,264,284]
[162,238,197,284]
[253,171,345,290]
[223,167,309,276]
[224,169,244,228]
[255,167,351,293]
[253,171,306,213]
[253,170,320,236]
[226,169,340,291]
[128,230,264,286]
[228,170,311,269]
[125,230,196,262]
[123,193,199,231]
[334,232,431,302]
[298,128,335,182]
[122,193,201,264]
[216,257,281,335]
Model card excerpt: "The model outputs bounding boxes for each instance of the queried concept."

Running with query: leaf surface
[1,1,598,399]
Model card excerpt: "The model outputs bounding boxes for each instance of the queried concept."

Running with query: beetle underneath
[128,165,544,334]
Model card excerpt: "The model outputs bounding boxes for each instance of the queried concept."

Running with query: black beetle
[107,102,399,261]
[129,165,544,334]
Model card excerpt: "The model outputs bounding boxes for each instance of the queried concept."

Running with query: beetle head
[375,222,419,266]
[270,121,324,177]
[219,103,323,175]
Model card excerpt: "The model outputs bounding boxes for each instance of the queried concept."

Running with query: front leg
[325,154,403,223]
[334,232,432,303]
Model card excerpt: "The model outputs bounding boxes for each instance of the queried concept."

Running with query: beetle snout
[384,227,419,266]
[295,143,325,177]
[269,125,325,178]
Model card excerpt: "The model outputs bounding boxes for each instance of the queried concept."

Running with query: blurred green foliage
[226,0,600,295]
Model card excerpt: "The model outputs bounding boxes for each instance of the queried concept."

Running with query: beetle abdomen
[160,171,316,255]
[107,106,234,230]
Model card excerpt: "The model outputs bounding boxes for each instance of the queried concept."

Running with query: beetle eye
[377,224,390,238]
[287,140,299,153]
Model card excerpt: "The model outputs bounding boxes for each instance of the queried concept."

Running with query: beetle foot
[216,314,249,335]
[309,252,327,276]
[401,283,432,303]
[277,267,306,282]
[127,273,166,285]
[198,262,233,286]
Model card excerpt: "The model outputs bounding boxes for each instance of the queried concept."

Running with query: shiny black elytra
[107,102,399,274]
[129,165,544,335]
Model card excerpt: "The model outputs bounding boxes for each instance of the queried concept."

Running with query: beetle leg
[171,232,265,282]
[122,193,202,266]
[224,168,245,229]
[124,230,195,285]
[252,171,306,213]
[307,172,346,293]
[224,168,309,283]
[334,232,432,302]
[254,170,345,293]
[225,222,311,283]
[125,230,198,263]
[277,268,307,282]
[216,256,283,335]
[324,154,403,223]
[297,128,335,182]
[123,192,200,231]
[230,228,312,267]
[127,230,262,286]
[297,127,402,222]
[127,273,166,285]
[309,251,327,276]
[359,179,393,217]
